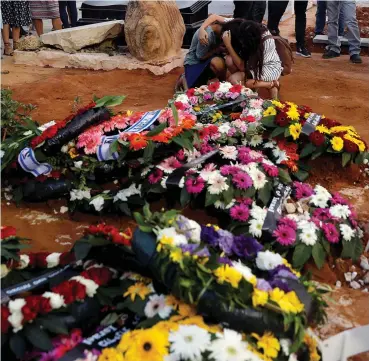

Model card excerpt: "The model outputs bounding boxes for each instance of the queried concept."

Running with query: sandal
[13,41,20,51]
[3,42,13,56]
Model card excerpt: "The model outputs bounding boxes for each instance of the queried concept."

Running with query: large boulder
[40,20,124,53]
[124,0,185,63]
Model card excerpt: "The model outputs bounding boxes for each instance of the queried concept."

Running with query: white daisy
[256,251,283,271]
[74,161,83,169]
[232,261,255,282]
[210,328,256,361]
[314,185,331,198]
[299,229,318,246]
[144,294,173,319]
[263,140,277,149]
[199,163,217,181]
[249,134,263,147]
[272,148,288,164]
[214,200,235,209]
[249,218,264,238]
[207,173,229,195]
[309,194,330,208]
[169,325,211,361]
[250,203,267,222]
[89,196,105,212]
[339,224,355,241]
[176,94,189,104]
[220,146,238,160]
[329,204,351,219]
[249,169,267,190]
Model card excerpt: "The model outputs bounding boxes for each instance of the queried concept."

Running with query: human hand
[222,30,231,47]
[199,28,209,45]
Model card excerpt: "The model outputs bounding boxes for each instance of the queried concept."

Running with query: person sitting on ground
[200,17,282,99]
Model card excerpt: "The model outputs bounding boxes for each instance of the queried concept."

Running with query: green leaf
[293,169,309,182]
[300,143,316,158]
[73,241,92,261]
[24,324,53,351]
[180,187,190,207]
[342,152,352,167]
[270,127,286,138]
[292,243,312,268]
[134,212,146,227]
[205,192,218,207]
[261,115,276,127]
[311,148,324,160]
[146,122,167,136]
[94,95,126,108]
[284,128,291,137]
[312,242,326,269]
[351,237,363,261]
[278,168,292,184]
[82,236,111,246]
[341,237,363,261]
[258,183,272,206]
[143,140,155,163]
[110,140,120,154]
[171,103,179,126]
[38,316,68,335]
[354,152,366,165]
[222,184,234,205]
[100,312,120,326]
[9,333,27,359]
[142,203,152,219]
[322,239,330,254]
[172,135,193,150]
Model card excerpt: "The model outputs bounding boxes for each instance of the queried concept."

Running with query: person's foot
[322,50,340,59]
[350,54,362,64]
[296,46,311,58]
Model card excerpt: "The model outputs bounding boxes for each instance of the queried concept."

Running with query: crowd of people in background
[1,0,77,56]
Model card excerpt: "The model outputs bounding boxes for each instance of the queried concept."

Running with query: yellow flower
[213,264,242,288]
[344,134,366,152]
[166,295,180,310]
[263,106,277,117]
[193,106,201,112]
[169,248,183,263]
[248,275,257,286]
[117,330,138,353]
[286,106,300,121]
[126,110,133,116]
[282,258,301,278]
[270,288,304,314]
[98,348,124,361]
[330,125,356,133]
[289,123,302,140]
[316,125,330,134]
[284,291,304,313]
[271,100,284,109]
[304,334,321,361]
[330,136,344,152]
[68,148,78,159]
[215,112,222,119]
[252,289,269,307]
[252,332,281,359]
[213,225,220,231]
[178,302,196,318]
[153,320,179,333]
[179,315,221,333]
[304,112,311,119]
[123,282,151,301]
[124,328,169,361]
[157,235,174,251]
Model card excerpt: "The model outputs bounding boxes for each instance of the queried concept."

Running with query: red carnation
[82,267,112,286]
[309,131,325,147]
[244,115,256,123]
[174,101,187,111]
[53,282,74,304]
[34,252,49,268]
[320,118,340,129]
[1,226,17,240]
[50,170,61,179]
[344,139,358,153]
[22,296,41,322]
[59,252,75,265]
[35,175,48,183]
[38,297,52,314]
[275,112,289,127]
[230,84,243,93]
[1,306,11,333]
[208,81,220,92]
[186,88,195,97]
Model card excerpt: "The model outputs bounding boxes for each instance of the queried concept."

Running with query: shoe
[350,54,362,64]
[315,32,324,36]
[322,50,340,59]
[296,46,311,58]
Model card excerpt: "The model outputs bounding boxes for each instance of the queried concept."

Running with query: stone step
[313,34,369,48]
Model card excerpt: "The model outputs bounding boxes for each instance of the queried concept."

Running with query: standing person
[323,0,362,63]
[233,1,266,23]
[315,0,345,36]
[1,0,32,56]
[29,0,62,36]
[59,1,78,28]
[267,1,311,58]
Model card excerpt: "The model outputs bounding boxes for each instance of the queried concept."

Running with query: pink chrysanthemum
[262,162,279,177]
[273,224,296,246]
[157,156,182,173]
[185,177,205,194]
[322,223,339,243]
[331,192,350,206]
[200,143,215,155]
[230,204,250,222]
[232,172,253,189]
[220,165,240,176]
[313,208,332,221]
[293,182,314,200]
[148,169,164,184]
[278,217,298,230]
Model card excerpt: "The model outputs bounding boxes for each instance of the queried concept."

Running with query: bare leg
[225,55,239,74]
[33,19,44,36]
[210,57,227,81]
[12,27,21,42]
[228,71,245,84]
[2,25,13,55]
[52,18,63,30]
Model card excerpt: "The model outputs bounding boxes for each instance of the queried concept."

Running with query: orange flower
[167,126,183,138]
[230,112,242,120]
[128,133,148,150]
[181,118,195,130]
[150,133,171,143]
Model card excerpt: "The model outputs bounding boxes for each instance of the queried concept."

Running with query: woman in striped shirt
[199,16,282,99]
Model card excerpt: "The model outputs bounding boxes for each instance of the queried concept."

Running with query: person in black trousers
[267,1,311,57]
[233,1,266,23]
[59,1,77,28]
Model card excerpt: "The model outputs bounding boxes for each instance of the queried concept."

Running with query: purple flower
[273,224,296,246]
[293,181,314,200]
[269,265,298,280]
[203,93,213,101]
[218,256,233,265]
[270,279,291,292]
[231,235,263,259]
[322,223,340,244]
[180,244,210,257]
[200,225,219,246]
[257,279,272,291]
[217,229,234,255]
[232,172,253,189]
[230,204,250,222]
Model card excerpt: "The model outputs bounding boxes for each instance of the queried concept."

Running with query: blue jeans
[315,0,344,36]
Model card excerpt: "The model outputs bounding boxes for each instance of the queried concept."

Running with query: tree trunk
[124,0,185,63]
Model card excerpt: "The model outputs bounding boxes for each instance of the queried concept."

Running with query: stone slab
[13,49,187,76]
[40,20,124,53]
[313,34,369,48]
